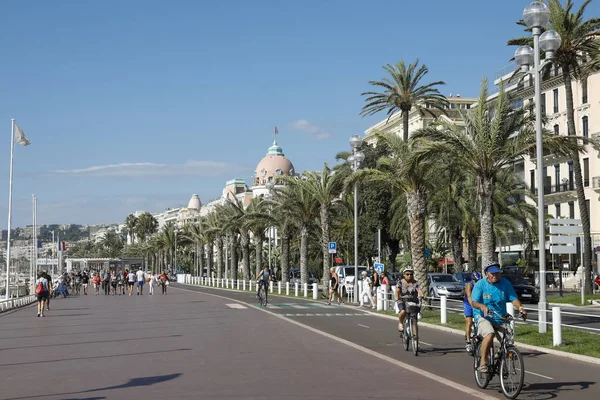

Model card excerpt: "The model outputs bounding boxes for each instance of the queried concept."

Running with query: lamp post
[514,1,562,333]
[349,134,365,302]
[265,181,274,270]
[173,229,177,275]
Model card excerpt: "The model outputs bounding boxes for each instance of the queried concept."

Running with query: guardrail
[0,295,37,313]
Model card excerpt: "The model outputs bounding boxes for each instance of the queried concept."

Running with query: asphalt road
[0,286,488,400]
[177,283,600,400]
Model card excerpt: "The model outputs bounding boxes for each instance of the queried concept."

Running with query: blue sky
[2,0,598,229]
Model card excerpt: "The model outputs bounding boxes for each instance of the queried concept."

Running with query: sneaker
[37,313,40,317]
[326,301,331,306]
[466,341,473,355]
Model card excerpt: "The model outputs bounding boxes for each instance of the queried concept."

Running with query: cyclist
[471,261,527,376]
[395,266,424,336]
[464,271,482,354]
[256,265,272,304]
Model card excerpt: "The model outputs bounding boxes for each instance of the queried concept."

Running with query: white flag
[14,122,30,146]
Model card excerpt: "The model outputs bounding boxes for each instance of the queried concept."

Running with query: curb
[179,282,600,366]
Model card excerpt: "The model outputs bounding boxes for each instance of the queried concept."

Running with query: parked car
[427,273,464,299]
[503,274,539,304]
[288,268,318,286]
[335,265,367,295]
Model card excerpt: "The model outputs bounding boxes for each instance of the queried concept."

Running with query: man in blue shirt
[471,261,527,374]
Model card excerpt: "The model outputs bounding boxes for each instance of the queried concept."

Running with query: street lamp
[514,1,561,333]
[349,134,364,303]
[265,180,275,270]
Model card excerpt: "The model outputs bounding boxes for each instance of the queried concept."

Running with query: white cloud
[54,160,245,178]
[290,120,332,140]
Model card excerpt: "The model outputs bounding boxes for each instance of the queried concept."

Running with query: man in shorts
[136,268,145,295]
[127,269,136,296]
[471,261,527,375]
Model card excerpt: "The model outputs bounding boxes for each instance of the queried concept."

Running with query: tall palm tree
[508,0,600,292]
[361,59,448,142]
[99,230,124,258]
[414,80,581,267]
[158,223,176,272]
[353,132,438,293]
[125,214,138,244]
[135,212,158,243]
[225,197,252,280]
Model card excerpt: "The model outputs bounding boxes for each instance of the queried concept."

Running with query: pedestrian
[148,272,157,295]
[127,269,136,295]
[92,273,101,296]
[81,271,89,295]
[102,270,110,295]
[327,267,343,305]
[158,271,169,295]
[43,271,53,311]
[358,271,375,309]
[372,268,380,305]
[34,272,50,317]
[110,271,118,295]
[136,268,145,295]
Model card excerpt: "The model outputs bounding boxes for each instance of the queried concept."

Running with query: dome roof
[187,194,202,210]
[253,140,295,186]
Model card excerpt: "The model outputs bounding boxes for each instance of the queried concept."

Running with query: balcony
[593,176,600,194]
[529,149,572,166]
[534,181,577,202]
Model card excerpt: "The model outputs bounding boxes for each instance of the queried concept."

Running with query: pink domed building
[252,139,295,197]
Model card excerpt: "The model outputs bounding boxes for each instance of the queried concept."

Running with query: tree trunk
[254,232,264,279]
[215,237,223,279]
[300,224,309,285]
[406,191,428,294]
[281,227,290,283]
[402,110,409,142]
[451,226,463,273]
[468,231,478,272]
[231,236,239,281]
[198,243,204,276]
[207,243,214,278]
[320,204,331,297]
[478,176,496,266]
[241,233,250,280]
[563,67,593,294]
[387,238,400,272]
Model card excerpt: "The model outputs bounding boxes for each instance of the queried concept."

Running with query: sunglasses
[404,272,413,276]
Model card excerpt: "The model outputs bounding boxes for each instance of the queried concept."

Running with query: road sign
[374,263,384,274]
[549,219,583,255]
[328,242,337,254]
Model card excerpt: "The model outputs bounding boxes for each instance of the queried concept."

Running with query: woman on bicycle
[395,266,424,335]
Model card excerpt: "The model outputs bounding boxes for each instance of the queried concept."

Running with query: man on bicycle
[471,261,527,375]
[256,265,272,304]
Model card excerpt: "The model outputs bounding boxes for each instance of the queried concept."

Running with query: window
[568,161,574,190]
[582,78,588,104]
[582,116,589,138]
[544,205,548,216]
[555,203,561,218]
[541,93,546,115]
[530,169,535,193]
[584,158,589,187]
[553,124,559,135]
[528,98,534,115]
[569,201,575,219]
[554,164,560,192]
[553,89,559,113]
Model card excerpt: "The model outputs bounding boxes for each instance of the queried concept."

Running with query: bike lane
[176,283,600,400]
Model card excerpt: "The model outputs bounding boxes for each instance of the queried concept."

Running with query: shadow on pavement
[521,380,596,400]
[0,334,183,351]
[2,373,182,400]
[0,349,191,367]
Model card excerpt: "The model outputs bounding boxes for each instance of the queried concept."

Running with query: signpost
[328,242,337,280]
[549,219,584,303]
[374,263,384,274]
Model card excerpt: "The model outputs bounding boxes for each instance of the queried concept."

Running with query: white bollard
[269,281,273,293]
[382,284,388,311]
[506,302,515,331]
[225,279,229,288]
[243,280,246,291]
[377,284,385,310]
[552,306,562,346]
[312,283,318,300]
[303,283,308,297]
[249,281,253,291]
[286,282,290,296]
[237,279,240,290]
[295,283,299,297]
[278,282,281,295]
[440,295,447,324]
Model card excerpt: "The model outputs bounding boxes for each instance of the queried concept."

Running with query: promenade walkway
[0,286,486,400]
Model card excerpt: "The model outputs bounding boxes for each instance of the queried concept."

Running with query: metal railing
[0,295,37,313]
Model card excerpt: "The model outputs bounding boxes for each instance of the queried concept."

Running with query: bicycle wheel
[500,347,524,399]
[258,290,265,306]
[411,317,419,356]
[473,342,492,389]
[403,319,409,351]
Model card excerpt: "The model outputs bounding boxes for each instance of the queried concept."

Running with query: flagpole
[5,119,16,299]
[31,195,35,290]
[34,195,37,280]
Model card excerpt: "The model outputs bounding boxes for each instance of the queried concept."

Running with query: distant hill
[1,224,92,243]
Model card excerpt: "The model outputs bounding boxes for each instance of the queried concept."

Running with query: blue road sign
[328,242,337,254]
[374,263,384,274]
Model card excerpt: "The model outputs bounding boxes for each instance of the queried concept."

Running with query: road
[176,283,600,400]
[0,285,490,400]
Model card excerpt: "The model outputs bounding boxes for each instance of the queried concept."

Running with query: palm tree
[135,212,158,243]
[225,197,252,280]
[414,80,581,267]
[361,59,448,142]
[508,0,600,292]
[99,231,124,258]
[158,223,176,272]
[125,214,138,244]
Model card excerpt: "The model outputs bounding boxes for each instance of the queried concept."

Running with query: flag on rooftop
[14,123,30,146]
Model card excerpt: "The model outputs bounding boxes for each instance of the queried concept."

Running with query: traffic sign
[374,263,384,274]
[328,242,337,254]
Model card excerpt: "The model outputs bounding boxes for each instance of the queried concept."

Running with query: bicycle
[472,310,525,399]
[402,298,422,356]
[256,281,268,307]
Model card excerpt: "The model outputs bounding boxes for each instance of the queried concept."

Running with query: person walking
[136,268,145,295]
[327,267,343,305]
[81,271,89,295]
[127,269,136,295]
[34,272,50,317]
[358,271,375,309]
[43,271,53,311]
[148,272,157,295]
[158,271,169,295]
[102,270,110,295]
[92,273,101,296]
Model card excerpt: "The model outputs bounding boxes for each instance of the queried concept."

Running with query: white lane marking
[226,303,247,309]
[419,341,433,346]
[175,286,498,400]
[289,304,309,309]
[525,370,553,380]
[358,324,370,329]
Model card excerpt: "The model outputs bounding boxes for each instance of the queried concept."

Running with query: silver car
[427,273,464,299]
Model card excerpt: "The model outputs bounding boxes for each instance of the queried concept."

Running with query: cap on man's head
[484,261,502,274]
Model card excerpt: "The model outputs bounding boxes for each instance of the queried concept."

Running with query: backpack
[35,281,45,295]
